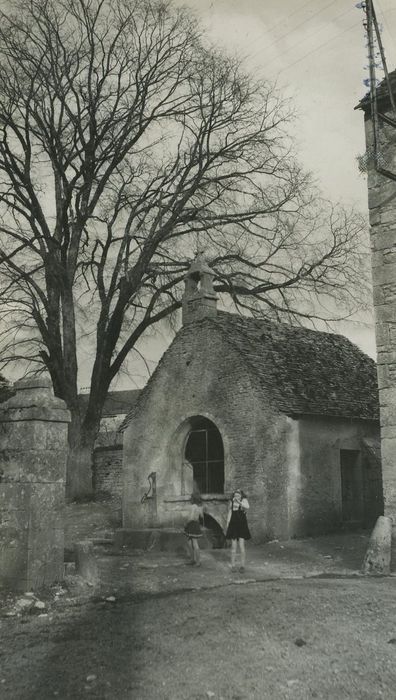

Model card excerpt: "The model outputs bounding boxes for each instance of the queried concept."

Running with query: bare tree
[0,0,368,498]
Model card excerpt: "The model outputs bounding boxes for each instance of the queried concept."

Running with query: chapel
[120,256,383,542]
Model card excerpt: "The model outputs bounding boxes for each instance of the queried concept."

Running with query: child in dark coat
[225,489,251,572]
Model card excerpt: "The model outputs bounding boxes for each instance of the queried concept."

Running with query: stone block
[380,425,396,439]
[375,304,396,323]
[0,545,28,590]
[114,528,210,553]
[0,449,67,483]
[377,364,390,388]
[30,482,65,519]
[374,320,389,346]
[369,209,381,226]
[380,209,396,225]
[377,349,396,366]
[0,482,31,510]
[380,437,396,468]
[28,532,65,589]
[371,229,396,252]
[362,516,392,575]
[379,387,396,406]
[379,405,396,427]
[74,540,99,584]
[372,261,396,285]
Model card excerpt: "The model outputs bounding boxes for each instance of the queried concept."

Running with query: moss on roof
[120,312,379,432]
[215,312,378,421]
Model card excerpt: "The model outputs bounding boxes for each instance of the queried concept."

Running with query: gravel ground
[0,505,392,699]
[1,575,396,699]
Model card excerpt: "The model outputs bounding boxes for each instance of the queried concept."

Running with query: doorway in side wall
[340,449,363,524]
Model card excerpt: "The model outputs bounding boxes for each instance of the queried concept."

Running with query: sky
[116,0,396,390]
[3,0,396,390]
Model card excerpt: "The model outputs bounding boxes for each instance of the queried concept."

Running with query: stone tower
[182,253,218,325]
[358,72,396,553]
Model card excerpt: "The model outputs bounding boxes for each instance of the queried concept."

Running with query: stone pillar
[0,378,70,591]
[359,87,396,561]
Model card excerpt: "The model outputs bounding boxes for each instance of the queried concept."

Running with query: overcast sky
[4,0,396,389]
[117,0,396,390]
[175,0,396,209]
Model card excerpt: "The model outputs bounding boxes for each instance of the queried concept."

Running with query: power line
[248,0,344,62]
[265,4,396,79]
[255,4,356,72]
[268,19,363,78]
[261,0,325,35]
[245,0,331,55]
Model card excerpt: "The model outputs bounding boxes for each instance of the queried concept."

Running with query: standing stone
[362,515,392,574]
[74,540,98,584]
[0,378,70,591]
[358,74,396,568]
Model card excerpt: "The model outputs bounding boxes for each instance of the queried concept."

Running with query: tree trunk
[66,415,97,502]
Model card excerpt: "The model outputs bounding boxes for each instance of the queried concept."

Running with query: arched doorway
[184,417,224,494]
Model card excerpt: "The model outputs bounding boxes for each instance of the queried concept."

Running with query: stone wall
[0,378,70,591]
[296,416,382,536]
[93,444,123,504]
[363,106,396,526]
[122,319,297,542]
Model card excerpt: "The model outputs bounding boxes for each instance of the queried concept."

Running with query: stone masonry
[360,87,396,531]
[0,378,70,591]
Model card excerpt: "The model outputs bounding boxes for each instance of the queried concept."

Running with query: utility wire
[255,4,356,72]
[261,0,324,35]
[267,19,363,78]
[244,0,332,54]
[266,5,396,79]
[249,0,344,61]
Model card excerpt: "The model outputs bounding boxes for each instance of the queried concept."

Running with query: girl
[225,489,251,572]
[184,494,204,566]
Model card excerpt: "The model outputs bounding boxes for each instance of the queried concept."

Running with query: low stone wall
[93,445,123,504]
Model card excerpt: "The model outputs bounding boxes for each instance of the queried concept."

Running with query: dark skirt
[226,510,251,541]
[184,520,202,538]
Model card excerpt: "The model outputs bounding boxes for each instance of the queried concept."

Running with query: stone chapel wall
[122,319,293,542]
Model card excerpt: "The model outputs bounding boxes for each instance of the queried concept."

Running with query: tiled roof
[120,312,379,431]
[356,68,396,112]
[214,312,379,420]
[78,389,141,417]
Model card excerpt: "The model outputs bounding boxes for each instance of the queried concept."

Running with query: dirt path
[1,576,396,700]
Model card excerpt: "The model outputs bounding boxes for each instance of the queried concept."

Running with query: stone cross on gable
[182,254,218,325]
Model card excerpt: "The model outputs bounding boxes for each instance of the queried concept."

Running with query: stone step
[114,528,212,553]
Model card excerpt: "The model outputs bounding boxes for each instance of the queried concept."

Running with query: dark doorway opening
[184,417,224,494]
[340,449,363,523]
